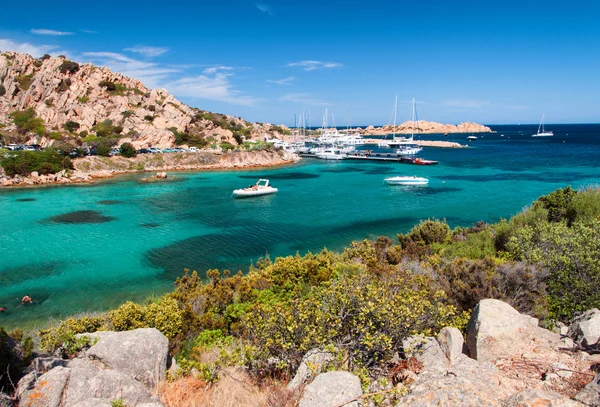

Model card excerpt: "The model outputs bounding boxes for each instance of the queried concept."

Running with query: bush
[99,81,116,91]
[119,142,136,158]
[0,150,73,176]
[59,60,80,74]
[57,78,72,93]
[95,140,113,157]
[10,108,46,136]
[94,120,120,138]
[48,131,63,140]
[16,73,35,90]
[41,54,51,60]
[0,84,5,96]
[220,142,235,151]
[144,115,154,122]
[401,219,451,247]
[63,120,81,132]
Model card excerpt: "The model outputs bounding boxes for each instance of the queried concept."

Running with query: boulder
[466,299,560,363]
[299,371,362,407]
[288,348,337,391]
[64,358,158,406]
[17,366,71,407]
[79,328,168,390]
[436,327,465,366]
[397,352,511,406]
[568,309,600,348]
[402,335,446,371]
[574,372,600,406]
[71,399,113,407]
[503,389,584,407]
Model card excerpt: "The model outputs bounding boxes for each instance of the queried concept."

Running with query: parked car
[189,147,199,152]
[136,148,151,154]
[148,147,161,154]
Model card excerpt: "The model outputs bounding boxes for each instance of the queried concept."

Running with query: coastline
[0,149,300,188]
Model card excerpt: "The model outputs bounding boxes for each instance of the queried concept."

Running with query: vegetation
[10,108,45,136]
[0,84,5,96]
[16,73,34,90]
[57,78,72,93]
[119,142,136,158]
[93,119,123,138]
[0,150,73,176]
[59,60,80,74]
[63,120,81,132]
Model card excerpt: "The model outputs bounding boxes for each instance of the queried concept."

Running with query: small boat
[412,157,438,165]
[532,113,553,137]
[395,145,423,156]
[384,176,429,185]
[232,179,278,198]
[467,135,477,141]
[315,148,346,160]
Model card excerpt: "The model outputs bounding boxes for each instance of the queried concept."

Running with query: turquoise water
[1,124,600,328]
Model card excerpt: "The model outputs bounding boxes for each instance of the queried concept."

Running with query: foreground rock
[288,348,337,391]
[299,371,362,407]
[568,309,600,349]
[16,328,166,407]
[574,372,600,406]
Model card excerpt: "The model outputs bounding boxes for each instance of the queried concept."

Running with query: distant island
[358,121,492,135]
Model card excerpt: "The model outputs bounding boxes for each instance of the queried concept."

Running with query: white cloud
[124,46,169,57]
[166,71,259,106]
[267,76,295,85]
[287,60,342,71]
[442,99,491,109]
[256,4,274,16]
[0,39,62,57]
[279,93,330,106]
[31,29,73,36]
[202,65,235,75]
[82,52,179,89]
[81,30,98,34]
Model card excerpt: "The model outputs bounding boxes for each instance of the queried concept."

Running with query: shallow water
[1,124,599,328]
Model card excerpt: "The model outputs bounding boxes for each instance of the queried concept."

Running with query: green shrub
[401,219,451,246]
[9,108,46,136]
[59,60,80,74]
[16,73,34,90]
[0,84,6,96]
[94,120,120,138]
[119,142,136,158]
[77,96,89,103]
[95,140,112,157]
[45,98,54,107]
[144,115,154,122]
[0,150,73,176]
[220,142,235,151]
[99,81,116,91]
[63,120,81,132]
[48,131,63,140]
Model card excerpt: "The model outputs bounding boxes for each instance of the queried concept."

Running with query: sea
[1,124,599,329]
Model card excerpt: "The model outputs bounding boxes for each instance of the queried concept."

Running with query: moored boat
[232,179,278,198]
[412,157,438,165]
[315,148,346,160]
[384,176,429,185]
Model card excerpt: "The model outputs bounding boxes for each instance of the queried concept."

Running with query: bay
[1,123,599,329]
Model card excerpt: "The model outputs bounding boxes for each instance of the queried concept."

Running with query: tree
[62,120,81,132]
[98,81,116,91]
[119,142,136,158]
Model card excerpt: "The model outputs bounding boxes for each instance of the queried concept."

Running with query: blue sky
[1,0,599,126]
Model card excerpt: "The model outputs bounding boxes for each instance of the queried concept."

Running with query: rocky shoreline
[0,149,300,187]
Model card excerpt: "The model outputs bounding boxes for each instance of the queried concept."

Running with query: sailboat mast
[393,94,398,140]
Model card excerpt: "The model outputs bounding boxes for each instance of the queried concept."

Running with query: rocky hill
[361,120,492,135]
[0,51,288,148]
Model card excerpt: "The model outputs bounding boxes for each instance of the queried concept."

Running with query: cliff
[0,51,289,148]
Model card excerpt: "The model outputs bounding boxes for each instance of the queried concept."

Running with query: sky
[1,0,599,126]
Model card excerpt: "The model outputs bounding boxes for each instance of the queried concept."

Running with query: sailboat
[378,95,398,148]
[532,114,553,137]
[390,98,423,155]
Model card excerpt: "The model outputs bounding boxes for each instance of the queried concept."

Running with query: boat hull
[232,188,278,198]
[384,177,429,186]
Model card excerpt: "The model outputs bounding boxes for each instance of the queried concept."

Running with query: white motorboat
[315,148,346,160]
[467,135,477,141]
[395,145,423,155]
[232,179,278,198]
[384,176,429,185]
[533,114,553,137]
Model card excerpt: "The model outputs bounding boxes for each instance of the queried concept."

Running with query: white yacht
[315,148,346,160]
[395,144,423,156]
[384,176,429,186]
